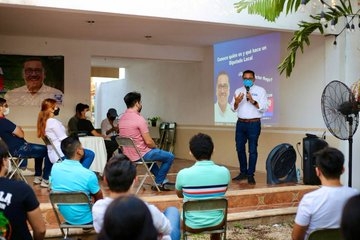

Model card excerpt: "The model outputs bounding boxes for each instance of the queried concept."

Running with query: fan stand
[347,116,353,187]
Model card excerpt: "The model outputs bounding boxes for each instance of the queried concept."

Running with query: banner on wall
[0,54,64,106]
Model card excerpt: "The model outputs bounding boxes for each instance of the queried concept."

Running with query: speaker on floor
[266,143,297,185]
[302,134,328,185]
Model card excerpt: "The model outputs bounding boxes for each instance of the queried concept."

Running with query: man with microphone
[230,70,268,184]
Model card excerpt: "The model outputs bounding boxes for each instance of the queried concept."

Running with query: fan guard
[321,80,359,140]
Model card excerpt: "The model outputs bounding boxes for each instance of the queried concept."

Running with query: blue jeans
[235,120,261,176]
[14,142,52,180]
[80,149,95,169]
[163,206,181,240]
[143,148,174,185]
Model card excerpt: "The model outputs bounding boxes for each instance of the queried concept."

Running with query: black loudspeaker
[302,134,328,185]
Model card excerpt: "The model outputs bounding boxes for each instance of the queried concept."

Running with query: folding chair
[182,197,228,240]
[115,136,160,194]
[306,228,341,240]
[42,135,63,162]
[7,152,28,183]
[49,191,94,239]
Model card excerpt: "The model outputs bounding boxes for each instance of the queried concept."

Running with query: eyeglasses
[217,84,229,90]
[24,68,43,75]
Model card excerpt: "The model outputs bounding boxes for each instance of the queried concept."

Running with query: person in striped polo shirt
[175,133,230,240]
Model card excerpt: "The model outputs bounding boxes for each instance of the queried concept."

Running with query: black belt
[238,118,260,123]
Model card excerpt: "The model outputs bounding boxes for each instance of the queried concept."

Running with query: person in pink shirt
[118,92,175,191]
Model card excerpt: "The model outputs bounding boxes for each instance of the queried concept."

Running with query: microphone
[245,86,250,101]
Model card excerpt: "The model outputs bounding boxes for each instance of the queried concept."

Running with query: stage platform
[24,158,319,238]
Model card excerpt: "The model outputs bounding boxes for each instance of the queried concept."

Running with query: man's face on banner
[22,60,46,93]
[216,73,230,106]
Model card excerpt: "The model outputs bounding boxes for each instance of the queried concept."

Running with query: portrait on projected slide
[0,54,64,106]
[214,71,237,123]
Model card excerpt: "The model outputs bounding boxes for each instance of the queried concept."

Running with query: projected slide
[214,32,280,125]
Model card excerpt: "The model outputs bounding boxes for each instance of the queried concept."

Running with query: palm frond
[234,0,355,77]
[234,0,300,22]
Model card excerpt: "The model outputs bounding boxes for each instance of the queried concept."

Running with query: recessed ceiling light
[144,35,152,39]
[86,20,95,24]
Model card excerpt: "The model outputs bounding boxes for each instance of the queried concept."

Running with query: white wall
[0,32,328,128]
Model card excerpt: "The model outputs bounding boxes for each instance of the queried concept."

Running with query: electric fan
[266,143,297,185]
[321,80,360,186]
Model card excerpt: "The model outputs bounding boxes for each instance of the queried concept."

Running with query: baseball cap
[107,108,118,118]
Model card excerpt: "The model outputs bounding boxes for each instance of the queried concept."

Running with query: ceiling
[0,4,272,47]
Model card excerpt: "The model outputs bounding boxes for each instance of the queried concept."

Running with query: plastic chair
[182,197,228,240]
[42,135,63,162]
[49,191,94,239]
[306,228,341,240]
[115,136,160,194]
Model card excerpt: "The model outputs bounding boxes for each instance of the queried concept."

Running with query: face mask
[243,79,254,88]
[85,111,92,120]
[53,108,60,116]
[3,107,10,116]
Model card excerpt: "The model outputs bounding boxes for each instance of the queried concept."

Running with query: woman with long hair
[37,98,94,174]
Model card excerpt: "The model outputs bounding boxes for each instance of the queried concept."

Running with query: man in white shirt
[101,108,119,140]
[5,58,63,106]
[214,71,237,124]
[292,147,359,240]
[92,154,180,240]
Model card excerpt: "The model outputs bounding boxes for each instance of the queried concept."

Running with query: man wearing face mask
[118,92,175,191]
[230,70,268,185]
[101,108,119,140]
[0,139,46,240]
[76,104,118,161]
[0,97,52,187]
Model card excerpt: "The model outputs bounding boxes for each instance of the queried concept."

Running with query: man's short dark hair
[61,136,81,159]
[242,70,255,78]
[75,103,89,114]
[315,147,344,179]
[104,154,137,192]
[189,133,214,160]
[124,92,141,108]
[0,98,6,106]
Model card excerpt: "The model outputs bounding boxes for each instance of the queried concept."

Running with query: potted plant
[148,116,160,127]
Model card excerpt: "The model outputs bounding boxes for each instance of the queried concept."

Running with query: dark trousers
[235,121,261,176]
[14,142,52,180]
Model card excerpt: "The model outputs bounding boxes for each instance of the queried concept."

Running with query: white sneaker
[20,169,34,176]
[40,180,49,188]
[33,176,42,184]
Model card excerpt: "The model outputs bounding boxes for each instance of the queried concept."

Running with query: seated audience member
[92,154,180,240]
[76,103,118,161]
[51,136,103,225]
[37,98,95,169]
[97,195,158,240]
[341,194,360,240]
[67,103,87,136]
[101,108,119,140]
[175,133,231,240]
[0,97,52,187]
[292,147,359,240]
[118,92,175,191]
[0,139,46,240]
